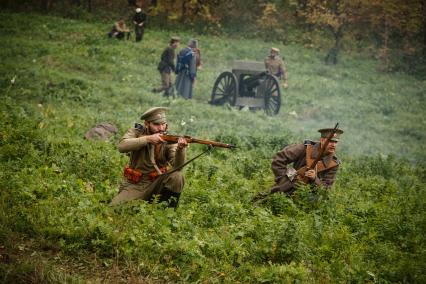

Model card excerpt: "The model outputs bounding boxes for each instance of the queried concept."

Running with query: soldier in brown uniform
[153,37,180,97]
[264,47,288,88]
[269,128,343,195]
[110,107,188,208]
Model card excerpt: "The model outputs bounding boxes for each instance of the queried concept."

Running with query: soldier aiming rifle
[110,107,234,208]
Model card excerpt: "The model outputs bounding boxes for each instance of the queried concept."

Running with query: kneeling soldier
[110,107,187,208]
[269,127,343,195]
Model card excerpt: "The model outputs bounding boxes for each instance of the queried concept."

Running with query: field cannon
[209,60,282,116]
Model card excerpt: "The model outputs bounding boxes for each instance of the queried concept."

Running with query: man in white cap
[264,47,288,88]
[133,7,147,42]
[110,107,188,208]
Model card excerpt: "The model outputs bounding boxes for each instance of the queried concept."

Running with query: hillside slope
[0,12,425,283]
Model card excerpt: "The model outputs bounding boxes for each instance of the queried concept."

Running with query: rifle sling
[306,145,338,173]
[162,146,212,176]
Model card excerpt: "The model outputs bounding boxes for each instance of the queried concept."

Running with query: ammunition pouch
[123,166,167,184]
[147,167,167,181]
[123,166,142,183]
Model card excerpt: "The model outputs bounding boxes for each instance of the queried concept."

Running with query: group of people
[110,107,343,209]
[108,7,147,42]
[104,8,335,209]
[108,8,289,100]
[152,37,201,99]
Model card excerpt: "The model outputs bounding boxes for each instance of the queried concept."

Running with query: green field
[1,12,425,283]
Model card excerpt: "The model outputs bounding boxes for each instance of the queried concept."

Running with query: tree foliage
[1,0,425,71]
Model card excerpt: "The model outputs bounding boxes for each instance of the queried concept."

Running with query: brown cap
[318,128,344,142]
[271,47,280,53]
[170,36,181,44]
[140,107,168,123]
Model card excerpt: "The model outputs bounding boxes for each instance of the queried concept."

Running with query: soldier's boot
[163,88,170,98]
[158,190,181,209]
[170,86,176,99]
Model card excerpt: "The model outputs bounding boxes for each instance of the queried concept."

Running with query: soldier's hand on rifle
[147,133,165,144]
[304,169,316,181]
[177,137,188,149]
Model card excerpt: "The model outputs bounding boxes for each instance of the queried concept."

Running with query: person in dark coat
[269,127,344,195]
[152,36,181,97]
[133,7,147,42]
[175,39,198,99]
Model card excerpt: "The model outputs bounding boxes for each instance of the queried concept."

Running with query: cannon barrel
[242,71,268,89]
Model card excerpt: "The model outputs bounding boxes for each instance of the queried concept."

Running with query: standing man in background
[175,39,198,99]
[265,47,288,88]
[133,7,147,42]
[153,36,181,98]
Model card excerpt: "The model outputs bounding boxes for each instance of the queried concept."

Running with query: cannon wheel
[262,74,281,116]
[210,71,238,106]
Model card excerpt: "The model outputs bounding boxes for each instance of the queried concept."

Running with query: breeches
[110,171,184,205]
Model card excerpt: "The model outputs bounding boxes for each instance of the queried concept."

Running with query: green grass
[1,11,425,283]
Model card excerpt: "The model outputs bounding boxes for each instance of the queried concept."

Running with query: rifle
[159,134,236,149]
[134,123,235,149]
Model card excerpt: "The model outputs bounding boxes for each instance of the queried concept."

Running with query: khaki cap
[140,107,169,123]
[318,128,344,142]
[188,39,198,48]
[271,47,280,53]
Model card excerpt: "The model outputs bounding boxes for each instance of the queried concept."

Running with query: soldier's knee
[165,171,185,192]
[169,171,184,182]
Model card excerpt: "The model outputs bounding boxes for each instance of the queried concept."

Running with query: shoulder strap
[305,144,315,168]
[316,159,339,173]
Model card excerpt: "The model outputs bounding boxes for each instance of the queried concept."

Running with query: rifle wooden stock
[160,134,236,149]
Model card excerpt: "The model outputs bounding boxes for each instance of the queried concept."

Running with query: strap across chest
[306,144,338,173]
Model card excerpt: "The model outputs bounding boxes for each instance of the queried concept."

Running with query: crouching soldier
[110,107,187,208]
[270,127,343,195]
[253,126,343,202]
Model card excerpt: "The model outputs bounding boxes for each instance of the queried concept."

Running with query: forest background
[0,0,425,283]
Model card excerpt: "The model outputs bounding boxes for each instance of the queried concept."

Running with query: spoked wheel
[261,74,281,116]
[210,71,238,106]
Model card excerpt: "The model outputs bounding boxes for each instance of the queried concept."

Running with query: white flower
[180,120,186,126]
[289,110,298,118]
[10,76,16,85]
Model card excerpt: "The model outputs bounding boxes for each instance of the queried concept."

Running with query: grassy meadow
[0,11,425,283]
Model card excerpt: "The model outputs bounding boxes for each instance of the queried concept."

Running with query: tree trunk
[40,0,54,12]
[325,27,342,64]
[87,0,92,12]
[423,0,426,58]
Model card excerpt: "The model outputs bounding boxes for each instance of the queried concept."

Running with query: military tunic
[270,141,340,193]
[154,46,176,97]
[110,127,186,205]
[133,11,147,42]
[264,55,288,83]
